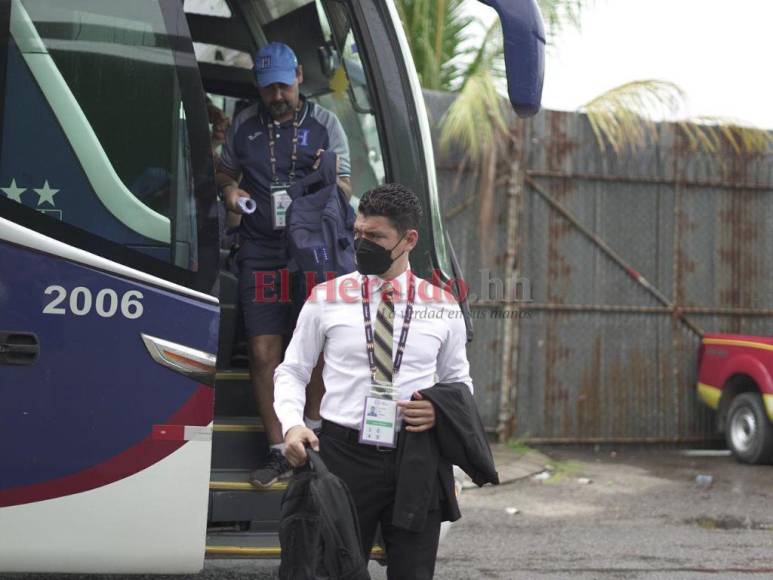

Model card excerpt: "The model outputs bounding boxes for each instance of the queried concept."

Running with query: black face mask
[354,235,405,276]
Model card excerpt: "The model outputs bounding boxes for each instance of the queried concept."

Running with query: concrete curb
[462,445,552,488]
[492,446,552,485]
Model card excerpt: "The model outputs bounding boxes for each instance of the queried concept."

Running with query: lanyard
[361,272,416,383]
[266,104,301,185]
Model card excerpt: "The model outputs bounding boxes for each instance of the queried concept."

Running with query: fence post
[497,128,526,443]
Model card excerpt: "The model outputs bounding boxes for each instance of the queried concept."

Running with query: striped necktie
[373,281,395,384]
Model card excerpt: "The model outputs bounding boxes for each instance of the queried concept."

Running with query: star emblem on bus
[34,180,59,207]
[1,178,25,203]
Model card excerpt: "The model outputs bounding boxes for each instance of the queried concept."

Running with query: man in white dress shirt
[274,183,472,579]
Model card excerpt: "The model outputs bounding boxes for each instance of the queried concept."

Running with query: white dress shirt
[274,267,473,436]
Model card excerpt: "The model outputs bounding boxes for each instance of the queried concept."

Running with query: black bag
[279,449,370,580]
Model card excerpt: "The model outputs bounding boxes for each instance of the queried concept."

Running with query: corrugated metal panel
[514,312,714,439]
[424,91,773,442]
[428,95,510,431]
[466,306,507,432]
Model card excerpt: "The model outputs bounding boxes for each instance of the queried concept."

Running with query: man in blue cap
[215,42,352,487]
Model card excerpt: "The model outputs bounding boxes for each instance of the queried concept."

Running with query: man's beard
[269,100,292,119]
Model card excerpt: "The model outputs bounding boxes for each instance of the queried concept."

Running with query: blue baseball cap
[254,42,298,88]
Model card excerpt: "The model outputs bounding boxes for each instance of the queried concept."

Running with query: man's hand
[312,148,339,171]
[397,391,436,432]
[284,425,320,467]
[311,149,351,199]
[224,186,252,214]
[207,102,230,149]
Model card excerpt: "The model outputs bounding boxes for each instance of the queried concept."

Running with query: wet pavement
[2,446,771,579]
[433,446,773,579]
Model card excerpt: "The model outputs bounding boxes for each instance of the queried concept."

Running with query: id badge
[359,396,398,448]
[270,184,292,229]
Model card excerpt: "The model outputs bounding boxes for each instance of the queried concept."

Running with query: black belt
[320,419,396,452]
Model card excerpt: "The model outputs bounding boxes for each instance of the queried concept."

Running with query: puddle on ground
[686,515,773,530]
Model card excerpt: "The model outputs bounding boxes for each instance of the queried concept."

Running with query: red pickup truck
[697,333,773,464]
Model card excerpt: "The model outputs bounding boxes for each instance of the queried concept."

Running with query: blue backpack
[284,151,356,287]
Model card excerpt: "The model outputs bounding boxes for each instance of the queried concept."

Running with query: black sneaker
[249,449,292,488]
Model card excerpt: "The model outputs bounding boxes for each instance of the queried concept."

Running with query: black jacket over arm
[393,382,499,532]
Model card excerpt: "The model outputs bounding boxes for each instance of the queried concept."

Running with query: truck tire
[726,392,773,464]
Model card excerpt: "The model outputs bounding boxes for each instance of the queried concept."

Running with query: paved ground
[434,446,773,580]
[3,446,772,580]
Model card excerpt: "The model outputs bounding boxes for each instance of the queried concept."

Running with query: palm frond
[680,116,773,154]
[460,19,505,87]
[581,80,686,152]
[537,0,589,39]
[581,80,773,154]
[395,0,474,91]
[439,68,509,162]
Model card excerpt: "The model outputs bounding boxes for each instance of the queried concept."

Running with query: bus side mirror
[478,0,545,118]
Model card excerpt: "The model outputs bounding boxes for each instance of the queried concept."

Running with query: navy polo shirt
[219,98,351,263]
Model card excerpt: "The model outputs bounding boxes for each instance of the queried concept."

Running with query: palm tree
[394,0,475,92]
[397,0,773,157]
[396,0,512,262]
[396,0,772,263]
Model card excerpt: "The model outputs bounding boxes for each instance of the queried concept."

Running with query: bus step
[212,416,267,470]
[209,469,287,491]
[205,532,385,560]
[205,531,280,559]
[208,469,285,526]
[215,369,250,382]
[214,370,254,417]
[214,416,264,432]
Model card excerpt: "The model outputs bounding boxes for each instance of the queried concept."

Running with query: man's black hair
[358,183,423,234]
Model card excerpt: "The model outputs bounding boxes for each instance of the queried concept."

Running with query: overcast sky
[469,0,773,129]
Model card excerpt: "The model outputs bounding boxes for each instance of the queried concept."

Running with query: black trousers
[319,422,442,580]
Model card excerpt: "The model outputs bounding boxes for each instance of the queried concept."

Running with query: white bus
[0,0,543,573]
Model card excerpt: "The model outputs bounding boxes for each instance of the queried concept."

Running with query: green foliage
[397,0,771,160]
[395,0,475,91]
[537,0,590,39]
[582,81,773,154]
[459,17,506,85]
[396,0,567,166]
[505,438,534,455]
[582,80,686,152]
[678,116,773,154]
[543,459,585,484]
[439,48,508,160]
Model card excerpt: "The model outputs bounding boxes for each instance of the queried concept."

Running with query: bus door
[0,0,220,573]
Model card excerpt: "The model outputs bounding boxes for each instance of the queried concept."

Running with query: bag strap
[306,447,330,476]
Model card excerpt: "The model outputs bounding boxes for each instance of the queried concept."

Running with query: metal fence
[424,90,773,443]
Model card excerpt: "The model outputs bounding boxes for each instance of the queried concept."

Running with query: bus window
[312,1,386,199]
[2,0,207,274]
